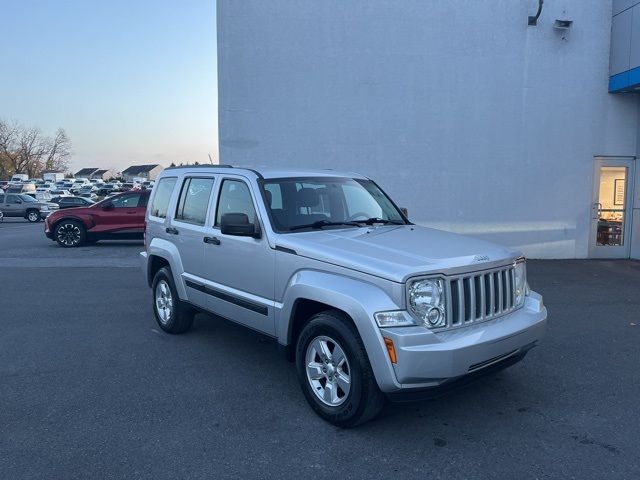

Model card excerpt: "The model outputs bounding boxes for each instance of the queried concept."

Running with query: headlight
[374,311,418,327]
[514,260,527,307]
[40,206,49,211]
[407,278,446,328]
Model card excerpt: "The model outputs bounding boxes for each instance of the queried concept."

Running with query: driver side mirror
[102,202,114,211]
[220,213,261,238]
[400,207,409,219]
[15,199,22,204]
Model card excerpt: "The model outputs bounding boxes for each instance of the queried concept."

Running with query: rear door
[169,175,217,309]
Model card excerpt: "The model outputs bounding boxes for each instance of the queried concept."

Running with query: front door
[91,192,146,236]
[203,177,275,335]
[589,157,636,258]
[2,194,26,217]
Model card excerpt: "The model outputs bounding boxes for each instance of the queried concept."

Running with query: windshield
[19,194,37,202]
[260,177,407,232]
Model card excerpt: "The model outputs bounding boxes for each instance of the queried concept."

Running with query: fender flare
[147,238,187,299]
[278,270,402,391]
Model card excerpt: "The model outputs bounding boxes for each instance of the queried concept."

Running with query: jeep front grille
[447,265,518,328]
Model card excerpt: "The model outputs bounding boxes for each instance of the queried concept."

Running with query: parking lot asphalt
[1,220,639,479]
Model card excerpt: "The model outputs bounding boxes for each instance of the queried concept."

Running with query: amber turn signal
[384,337,397,364]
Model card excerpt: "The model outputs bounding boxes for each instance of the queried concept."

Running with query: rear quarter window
[149,177,177,219]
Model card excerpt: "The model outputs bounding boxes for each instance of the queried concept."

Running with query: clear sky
[0,0,218,173]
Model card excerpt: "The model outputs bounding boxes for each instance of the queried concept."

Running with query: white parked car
[49,189,72,197]
[27,191,53,202]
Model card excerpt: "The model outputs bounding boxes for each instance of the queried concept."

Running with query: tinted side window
[149,177,176,218]
[0,195,4,203]
[7,195,19,204]
[215,180,256,226]
[175,178,214,226]
[111,194,142,208]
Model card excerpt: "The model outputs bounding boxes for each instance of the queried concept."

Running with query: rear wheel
[296,310,385,427]
[26,210,40,222]
[151,267,194,334]
[54,220,86,247]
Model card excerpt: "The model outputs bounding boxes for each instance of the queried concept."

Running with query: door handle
[592,202,601,220]
[166,227,179,235]
[203,236,220,245]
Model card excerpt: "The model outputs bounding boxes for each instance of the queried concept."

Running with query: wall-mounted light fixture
[528,0,544,26]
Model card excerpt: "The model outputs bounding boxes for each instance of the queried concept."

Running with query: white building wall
[217,0,639,258]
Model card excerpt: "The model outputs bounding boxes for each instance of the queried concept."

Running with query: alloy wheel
[56,223,81,246]
[305,335,351,406]
[155,280,173,324]
[28,211,39,222]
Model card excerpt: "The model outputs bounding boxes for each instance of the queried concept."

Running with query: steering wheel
[348,212,370,221]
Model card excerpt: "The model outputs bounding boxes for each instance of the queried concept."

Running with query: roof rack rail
[165,164,234,170]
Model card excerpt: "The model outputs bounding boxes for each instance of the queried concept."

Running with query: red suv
[44,190,150,247]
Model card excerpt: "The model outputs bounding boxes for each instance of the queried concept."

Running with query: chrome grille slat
[457,278,465,324]
[445,265,518,330]
[488,273,495,315]
[478,275,486,320]
[505,269,512,309]
[497,271,503,314]
[468,276,476,322]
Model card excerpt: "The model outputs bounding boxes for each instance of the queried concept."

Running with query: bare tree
[0,120,72,179]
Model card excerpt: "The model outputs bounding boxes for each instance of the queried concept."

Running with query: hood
[278,225,520,283]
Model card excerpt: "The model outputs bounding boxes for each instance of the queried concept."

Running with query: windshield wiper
[289,220,362,231]
[357,217,405,225]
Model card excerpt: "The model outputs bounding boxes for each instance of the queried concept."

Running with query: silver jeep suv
[141,165,547,426]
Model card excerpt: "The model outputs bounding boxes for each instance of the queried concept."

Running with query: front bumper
[139,251,149,283]
[44,218,53,239]
[378,291,547,392]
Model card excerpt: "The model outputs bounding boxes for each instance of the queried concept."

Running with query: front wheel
[296,311,385,427]
[54,220,86,247]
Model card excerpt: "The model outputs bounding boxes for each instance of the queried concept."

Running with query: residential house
[121,164,163,182]
[75,168,99,179]
[91,169,114,181]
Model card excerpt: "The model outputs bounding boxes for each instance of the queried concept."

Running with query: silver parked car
[140,166,547,426]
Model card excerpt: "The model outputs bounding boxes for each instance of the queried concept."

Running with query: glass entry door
[589,157,635,258]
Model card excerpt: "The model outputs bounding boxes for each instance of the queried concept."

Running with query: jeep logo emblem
[473,255,490,263]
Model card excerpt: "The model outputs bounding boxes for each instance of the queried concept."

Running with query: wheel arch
[278,270,402,391]
[51,214,92,232]
[146,238,187,299]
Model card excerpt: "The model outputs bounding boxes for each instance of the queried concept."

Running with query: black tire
[26,209,40,223]
[151,266,194,334]
[296,310,385,427]
[54,220,86,247]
